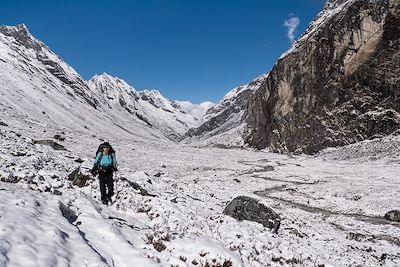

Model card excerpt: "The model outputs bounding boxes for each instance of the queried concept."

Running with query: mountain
[88,73,200,140]
[184,74,268,147]
[243,0,400,154]
[0,24,200,142]
[3,0,398,154]
[175,101,215,123]
[2,7,400,267]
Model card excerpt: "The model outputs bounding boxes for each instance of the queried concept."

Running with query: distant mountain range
[1,0,399,153]
[0,24,212,142]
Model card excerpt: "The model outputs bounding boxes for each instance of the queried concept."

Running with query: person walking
[91,142,118,205]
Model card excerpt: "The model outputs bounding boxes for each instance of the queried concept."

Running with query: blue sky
[2,0,325,103]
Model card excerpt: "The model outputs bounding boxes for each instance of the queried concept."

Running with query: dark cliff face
[244,0,400,154]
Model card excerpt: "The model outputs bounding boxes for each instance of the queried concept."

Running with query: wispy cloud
[284,15,300,42]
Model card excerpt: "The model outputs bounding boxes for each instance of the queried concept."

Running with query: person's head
[102,146,110,154]
[100,142,112,154]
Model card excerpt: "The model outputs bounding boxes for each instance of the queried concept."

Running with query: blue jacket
[94,152,117,169]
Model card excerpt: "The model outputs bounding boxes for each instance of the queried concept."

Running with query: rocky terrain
[243,0,400,154]
[184,74,267,147]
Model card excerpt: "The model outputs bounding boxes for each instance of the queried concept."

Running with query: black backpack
[94,142,116,172]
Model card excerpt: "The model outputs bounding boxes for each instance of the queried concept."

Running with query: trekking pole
[115,170,119,201]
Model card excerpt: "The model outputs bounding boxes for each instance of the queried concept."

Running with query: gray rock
[120,177,156,197]
[0,172,17,183]
[10,150,27,157]
[59,201,78,223]
[53,134,65,141]
[384,210,400,222]
[68,167,91,187]
[33,139,67,151]
[346,232,366,242]
[223,196,280,232]
[244,0,400,154]
[74,158,84,163]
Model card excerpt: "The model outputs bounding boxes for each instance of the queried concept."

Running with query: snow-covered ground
[1,117,399,267]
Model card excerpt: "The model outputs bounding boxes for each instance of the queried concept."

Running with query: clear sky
[2,0,325,103]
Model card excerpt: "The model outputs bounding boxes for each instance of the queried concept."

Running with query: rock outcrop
[68,167,91,187]
[244,0,400,154]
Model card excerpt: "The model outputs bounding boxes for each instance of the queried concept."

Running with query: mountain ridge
[0,24,207,142]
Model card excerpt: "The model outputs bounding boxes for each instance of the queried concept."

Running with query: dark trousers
[99,171,113,201]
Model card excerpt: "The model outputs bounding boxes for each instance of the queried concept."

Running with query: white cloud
[284,15,300,42]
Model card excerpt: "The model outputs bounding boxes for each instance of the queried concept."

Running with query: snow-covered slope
[175,101,215,123]
[1,121,399,266]
[185,73,268,147]
[0,24,201,143]
[89,73,200,140]
[0,24,167,143]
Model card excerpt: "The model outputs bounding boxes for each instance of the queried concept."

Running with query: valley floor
[0,123,399,267]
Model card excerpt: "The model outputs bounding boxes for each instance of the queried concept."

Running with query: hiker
[91,142,118,205]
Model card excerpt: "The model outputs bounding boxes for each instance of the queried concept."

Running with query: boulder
[59,201,78,223]
[0,171,17,183]
[384,210,400,222]
[68,167,91,187]
[223,195,280,232]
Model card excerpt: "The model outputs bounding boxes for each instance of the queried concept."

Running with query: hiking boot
[102,199,108,205]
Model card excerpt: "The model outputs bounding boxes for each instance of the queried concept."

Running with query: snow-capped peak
[175,101,215,121]
[139,89,162,98]
[89,73,136,95]
[0,23,46,52]
[0,23,31,38]
[0,23,29,34]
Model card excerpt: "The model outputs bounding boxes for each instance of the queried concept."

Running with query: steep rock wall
[244,0,400,154]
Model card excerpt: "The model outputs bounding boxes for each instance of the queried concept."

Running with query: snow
[183,73,269,147]
[175,101,215,122]
[0,24,203,143]
[1,119,399,266]
[1,19,400,267]
[88,73,201,138]
[188,112,247,148]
